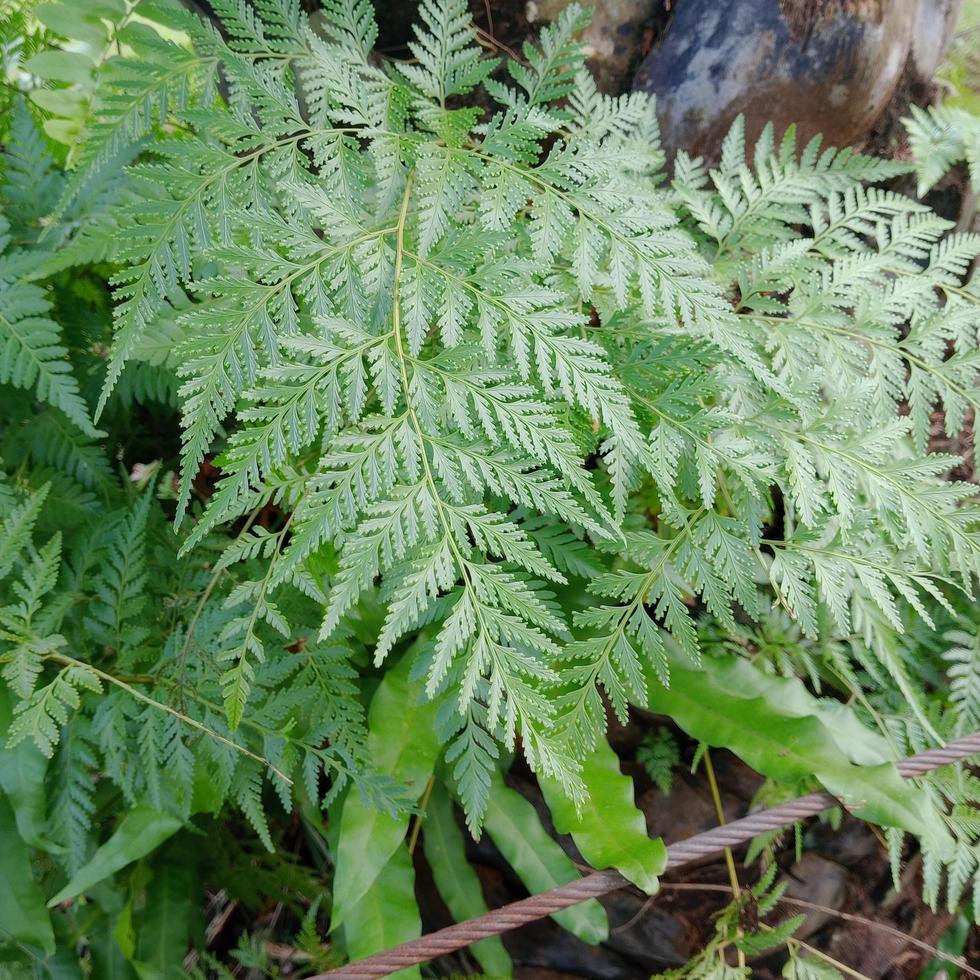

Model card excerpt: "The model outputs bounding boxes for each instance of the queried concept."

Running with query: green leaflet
[539,738,666,893]
[422,782,512,976]
[784,952,847,979]
[644,654,952,857]
[342,841,422,980]
[483,771,608,944]
[48,807,183,907]
[904,104,980,195]
[330,652,440,929]
[0,791,55,954]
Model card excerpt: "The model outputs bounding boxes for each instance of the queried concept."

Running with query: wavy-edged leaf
[330,652,440,928]
[0,791,54,954]
[483,770,608,944]
[644,653,951,856]
[47,807,182,907]
[341,840,421,980]
[539,738,666,893]
[422,781,512,976]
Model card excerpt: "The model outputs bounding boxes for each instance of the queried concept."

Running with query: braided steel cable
[316,730,980,979]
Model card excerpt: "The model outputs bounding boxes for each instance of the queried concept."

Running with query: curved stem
[703,748,745,970]
[43,651,291,783]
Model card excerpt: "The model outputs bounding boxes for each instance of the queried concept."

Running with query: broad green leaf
[29,88,89,118]
[88,866,137,979]
[90,913,139,980]
[644,654,952,856]
[342,841,421,980]
[0,791,55,954]
[0,687,60,851]
[540,739,666,893]
[43,118,83,146]
[131,839,196,979]
[25,51,95,85]
[34,3,109,43]
[44,915,86,979]
[422,782,512,976]
[114,898,137,962]
[731,663,894,767]
[331,652,440,929]
[483,771,608,944]
[48,808,182,907]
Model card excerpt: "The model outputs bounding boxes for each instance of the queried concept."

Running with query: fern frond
[61,1,980,839]
[85,489,154,661]
[7,662,101,757]
[904,103,980,195]
[0,224,97,435]
[945,624,980,735]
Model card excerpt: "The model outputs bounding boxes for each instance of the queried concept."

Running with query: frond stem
[41,651,292,783]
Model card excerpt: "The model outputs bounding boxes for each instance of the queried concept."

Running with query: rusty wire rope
[315,730,980,979]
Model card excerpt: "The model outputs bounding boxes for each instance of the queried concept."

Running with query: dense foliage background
[1,0,979,977]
